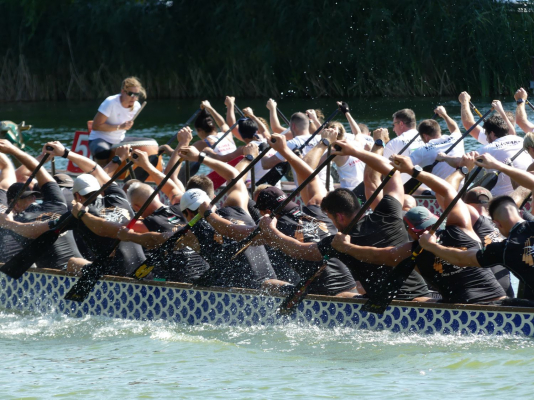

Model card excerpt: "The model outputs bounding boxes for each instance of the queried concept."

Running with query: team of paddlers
[3,76,534,311]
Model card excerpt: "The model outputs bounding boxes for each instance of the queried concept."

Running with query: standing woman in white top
[89,77,145,166]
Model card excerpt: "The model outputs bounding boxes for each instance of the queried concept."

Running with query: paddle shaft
[526,100,534,112]
[5,151,51,214]
[234,104,245,118]
[132,101,147,121]
[469,101,486,121]
[277,107,290,125]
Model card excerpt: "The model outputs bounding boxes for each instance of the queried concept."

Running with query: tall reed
[1,0,533,101]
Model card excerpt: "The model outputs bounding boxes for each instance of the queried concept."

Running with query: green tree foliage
[1,0,534,101]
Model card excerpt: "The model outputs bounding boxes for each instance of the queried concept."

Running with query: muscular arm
[332,234,412,267]
[420,234,481,267]
[516,103,534,133]
[267,224,323,261]
[78,212,125,238]
[459,93,483,140]
[267,99,286,134]
[9,147,54,186]
[0,153,16,190]
[0,217,51,239]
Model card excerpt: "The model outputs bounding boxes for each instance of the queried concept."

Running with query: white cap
[180,189,210,212]
[72,174,101,196]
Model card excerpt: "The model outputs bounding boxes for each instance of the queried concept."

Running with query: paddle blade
[256,161,290,186]
[277,262,328,316]
[131,249,165,280]
[64,256,113,302]
[352,181,366,204]
[403,178,421,195]
[478,172,499,192]
[0,229,60,279]
[361,256,417,314]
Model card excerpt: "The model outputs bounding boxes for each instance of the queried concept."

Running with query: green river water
[0,97,532,399]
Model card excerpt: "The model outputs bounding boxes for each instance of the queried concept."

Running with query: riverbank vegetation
[1,0,534,101]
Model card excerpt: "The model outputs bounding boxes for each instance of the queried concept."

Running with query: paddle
[0,160,135,279]
[277,107,290,125]
[256,108,340,186]
[469,101,487,122]
[232,145,342,261]
[526,100,534,112]
[362,165,484,314]
[131,142,276,280]
[403,108,493,195]
[133,108,201,183]
[63,155,186,302]
[477,147,526,191]
[351,112,438,204]
[277,166,399,315]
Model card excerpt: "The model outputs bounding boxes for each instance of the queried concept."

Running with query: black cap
[53,173,74,188]
[7,182,41,204]
[255,186,299,214]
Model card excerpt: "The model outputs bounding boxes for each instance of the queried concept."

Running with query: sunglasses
[126,91,141,98]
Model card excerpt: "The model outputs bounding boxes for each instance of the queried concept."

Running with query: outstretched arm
[420,231,481,267]
[475,152,534,192]
[435,106,460,135]
[391,155,472,230]
[0,153,16,191]
[332,233,412,267]
[514,88,534,133]
[333,136,404,205]
[44,141,109,186]
[131,149,184,204]
[267,99,286,134]
[269,134,325,205]
[179,146,249,211]
[259,215,323,261]
[201,100,230,133]
[0,214,51,238]
[0,140,54,186]
[458,91,483,140]
[492,100,516,135]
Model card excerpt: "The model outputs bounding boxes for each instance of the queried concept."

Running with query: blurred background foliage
[1,0,534,101]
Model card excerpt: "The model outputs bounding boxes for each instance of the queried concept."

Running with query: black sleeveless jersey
[472,215,513,297]
[191,206,276,289]
[417,225,505,303]
[477,220,534,299]
[142,205,209,282]
[318,195,429,300]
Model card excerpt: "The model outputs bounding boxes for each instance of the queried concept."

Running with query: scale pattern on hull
[1,270,534,336]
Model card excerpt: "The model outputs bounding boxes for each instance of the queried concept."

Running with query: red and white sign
[67,131,91,173]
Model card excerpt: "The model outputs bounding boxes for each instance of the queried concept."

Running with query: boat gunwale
[30,267,534,315]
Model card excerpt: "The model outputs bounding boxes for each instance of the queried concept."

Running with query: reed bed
[1,0,534,101]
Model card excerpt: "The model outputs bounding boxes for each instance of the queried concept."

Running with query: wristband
[244,154,254,162]
[198,151,207,164]
[517,98,525,105]
[204,209,213,219]
[62,148,70,158]
[77,209,87,219]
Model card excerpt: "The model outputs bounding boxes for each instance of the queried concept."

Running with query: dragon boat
[1,267,534,337]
